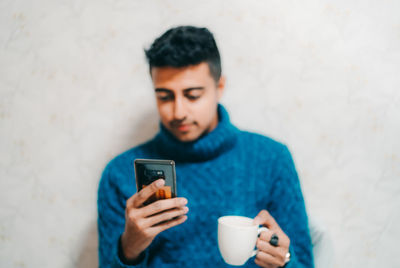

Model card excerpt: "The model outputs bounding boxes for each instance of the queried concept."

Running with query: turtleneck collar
[153,104,239,162]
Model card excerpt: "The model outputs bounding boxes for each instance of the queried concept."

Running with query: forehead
[150,62,214,89]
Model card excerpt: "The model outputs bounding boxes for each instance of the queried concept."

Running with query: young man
[98,26,314,267]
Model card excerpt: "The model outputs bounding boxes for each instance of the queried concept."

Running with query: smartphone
[134,159,177,205]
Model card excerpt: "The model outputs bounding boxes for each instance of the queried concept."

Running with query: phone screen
[134,159,177,204]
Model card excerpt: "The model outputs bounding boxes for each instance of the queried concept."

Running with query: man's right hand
[121,179,188,261]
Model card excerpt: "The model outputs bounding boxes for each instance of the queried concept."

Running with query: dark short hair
[145,26,222,82]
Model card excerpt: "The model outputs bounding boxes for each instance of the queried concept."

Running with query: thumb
[253,210,278,229]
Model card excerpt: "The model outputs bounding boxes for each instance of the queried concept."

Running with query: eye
[186,95,200,101]
[185,91,203,100]
[157,94,174,101]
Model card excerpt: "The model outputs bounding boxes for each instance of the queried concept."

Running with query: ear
[216,75,226,100]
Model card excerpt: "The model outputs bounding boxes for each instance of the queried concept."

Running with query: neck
[154,104,239,162]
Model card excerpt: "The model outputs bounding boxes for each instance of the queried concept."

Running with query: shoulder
[99,139,157,192]
[234,130,296,175]
[236,130,289,156]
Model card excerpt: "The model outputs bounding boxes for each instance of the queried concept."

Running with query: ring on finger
[269,233,279,247]
[285,252,291,263]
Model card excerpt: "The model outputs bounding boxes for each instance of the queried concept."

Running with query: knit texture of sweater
[98,105,314,268]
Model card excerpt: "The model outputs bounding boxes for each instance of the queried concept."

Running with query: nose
[173,97,187,121]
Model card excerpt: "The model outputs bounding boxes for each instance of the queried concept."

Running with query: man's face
[151,62,225,142]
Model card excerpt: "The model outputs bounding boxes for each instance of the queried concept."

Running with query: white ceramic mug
[218,215,268,266]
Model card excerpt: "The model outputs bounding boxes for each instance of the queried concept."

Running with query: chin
[175,132,200,143]
[176,136,197,143]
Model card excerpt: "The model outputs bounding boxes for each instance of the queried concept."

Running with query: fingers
[255,250,283,268]
[256,238,287,264]
[253,210,278,230]
[130,179,165,208]
[143,206,189,227]
[141,197,188,217]
[254,210,291,267]
[259,229,290,249]
[149,214,188,236]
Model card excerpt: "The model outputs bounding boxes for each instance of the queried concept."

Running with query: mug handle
[251,227,269,257]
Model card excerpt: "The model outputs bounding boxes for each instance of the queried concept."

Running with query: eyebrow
[155,87,205,93]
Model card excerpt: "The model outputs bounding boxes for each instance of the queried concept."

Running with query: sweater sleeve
[97,165,148,268]
[268,145,314,268]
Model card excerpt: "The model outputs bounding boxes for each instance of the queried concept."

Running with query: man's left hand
[253,210,290,268]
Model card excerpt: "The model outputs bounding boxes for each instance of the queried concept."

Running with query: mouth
[176,124,192,132]
[170,121,194,133]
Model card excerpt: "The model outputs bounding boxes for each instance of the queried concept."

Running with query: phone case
[134,159,177,204]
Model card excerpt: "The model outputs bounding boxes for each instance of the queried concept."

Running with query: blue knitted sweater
[98,105,314,268]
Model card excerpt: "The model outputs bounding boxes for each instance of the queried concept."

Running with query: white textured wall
[1,0,399,267]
